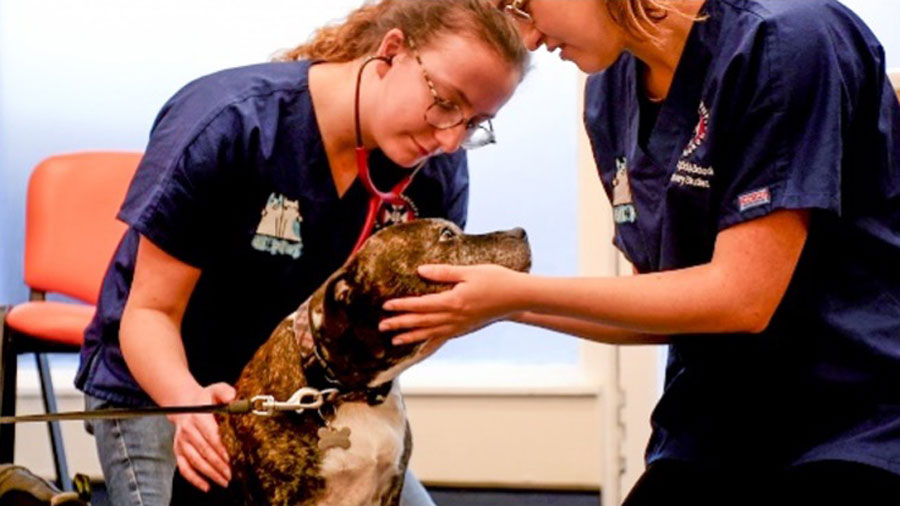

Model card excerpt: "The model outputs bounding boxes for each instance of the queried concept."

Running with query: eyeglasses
[502,0,532,22]
[407,39,496,150]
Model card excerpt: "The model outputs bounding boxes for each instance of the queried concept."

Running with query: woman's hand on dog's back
[121,236,235,491]
[168,382,236,492]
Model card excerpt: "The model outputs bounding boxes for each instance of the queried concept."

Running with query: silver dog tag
[317,426,352,451]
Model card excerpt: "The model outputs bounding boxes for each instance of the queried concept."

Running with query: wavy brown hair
[277,0,529,75]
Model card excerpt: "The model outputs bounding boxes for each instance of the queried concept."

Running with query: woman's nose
[520,25,544,51]
[434,124,466,154]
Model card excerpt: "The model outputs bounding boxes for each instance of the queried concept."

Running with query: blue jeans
[84,395,434,506]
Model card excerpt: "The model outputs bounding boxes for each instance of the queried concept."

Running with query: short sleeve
[118,100,237,268]
[714,14,877,230]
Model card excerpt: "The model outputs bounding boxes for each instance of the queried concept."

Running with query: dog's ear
[312,272,354,341]
[333,277,354,306]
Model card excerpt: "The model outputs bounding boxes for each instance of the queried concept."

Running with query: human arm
[120,235,233,492]
[511,311,669,345]
[511,261,666,344]
[380,209,809,344]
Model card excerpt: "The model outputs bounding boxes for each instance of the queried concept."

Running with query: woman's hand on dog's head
[380,264,527,345]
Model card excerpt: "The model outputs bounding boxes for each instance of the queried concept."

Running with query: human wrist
[503,271,533,315]
[152,375,205,407]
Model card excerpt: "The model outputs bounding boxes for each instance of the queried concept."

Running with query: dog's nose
[507,227,527,240]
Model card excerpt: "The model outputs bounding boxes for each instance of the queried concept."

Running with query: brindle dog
[184,219,530,506]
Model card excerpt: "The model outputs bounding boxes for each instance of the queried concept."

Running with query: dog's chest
[318,384,407,506]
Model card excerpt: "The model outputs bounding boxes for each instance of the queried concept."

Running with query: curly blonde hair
[277,0,528,75]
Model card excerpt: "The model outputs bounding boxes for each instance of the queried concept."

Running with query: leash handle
[223,399,252,415]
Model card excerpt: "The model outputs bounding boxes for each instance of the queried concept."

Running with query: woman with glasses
[382,1,900,504]
[73,1,527,505]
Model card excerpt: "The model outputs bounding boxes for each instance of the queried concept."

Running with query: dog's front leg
[379,421,412,506]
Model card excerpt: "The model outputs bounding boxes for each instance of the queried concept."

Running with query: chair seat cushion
[5,301,94,347]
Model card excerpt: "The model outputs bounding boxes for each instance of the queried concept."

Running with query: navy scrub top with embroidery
[585,0,900,473]
[75,60,469,407]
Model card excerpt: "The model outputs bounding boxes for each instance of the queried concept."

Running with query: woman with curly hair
[74,1,528,505]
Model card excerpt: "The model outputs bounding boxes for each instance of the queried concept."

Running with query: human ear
[374,28,407,67]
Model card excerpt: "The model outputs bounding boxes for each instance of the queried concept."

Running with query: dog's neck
[294,298,393,406]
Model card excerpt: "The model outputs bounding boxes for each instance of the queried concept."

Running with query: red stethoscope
[350,55,425,254]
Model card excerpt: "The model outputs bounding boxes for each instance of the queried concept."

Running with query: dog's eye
[438,227,457,242]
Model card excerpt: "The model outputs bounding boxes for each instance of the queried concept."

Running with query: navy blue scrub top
[75,60,469,407]
[585,0,900,473]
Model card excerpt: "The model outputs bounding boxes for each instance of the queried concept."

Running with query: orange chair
[0,152,141,489]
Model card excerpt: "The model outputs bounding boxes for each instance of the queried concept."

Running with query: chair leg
[0,307,17,463]
[35,353,73,492]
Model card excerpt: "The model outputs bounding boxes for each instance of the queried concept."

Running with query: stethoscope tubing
[350,54,421,254]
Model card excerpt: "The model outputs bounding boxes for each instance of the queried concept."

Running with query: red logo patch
[738,188,771,211]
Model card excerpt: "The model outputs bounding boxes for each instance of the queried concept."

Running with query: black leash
[1,302,394,425]
[0,382,367,424]
[0,399,253,424]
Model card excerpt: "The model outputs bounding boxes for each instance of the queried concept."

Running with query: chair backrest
[24,152,142,304]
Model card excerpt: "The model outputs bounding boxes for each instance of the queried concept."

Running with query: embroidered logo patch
[251,193,303,259]
[673,102,715,189]
[670,160,714,189]
[681,101,709,159]
[612,157,637,224]
[738,187,771,212]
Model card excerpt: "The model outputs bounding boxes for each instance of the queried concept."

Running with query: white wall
[841,0,900,68]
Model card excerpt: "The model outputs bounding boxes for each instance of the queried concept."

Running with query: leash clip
[250,387,340,416]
